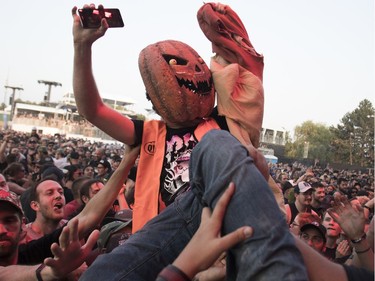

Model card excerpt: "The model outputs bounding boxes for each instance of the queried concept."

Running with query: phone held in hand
[78,8,124,28]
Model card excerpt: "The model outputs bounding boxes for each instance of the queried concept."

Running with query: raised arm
[71,4,135,145]
[328,197,374,271]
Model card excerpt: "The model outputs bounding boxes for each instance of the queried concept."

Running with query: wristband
[157,264,191,281]
[356,247,371,254]
[36,263,46,281]
[351,233,366,244]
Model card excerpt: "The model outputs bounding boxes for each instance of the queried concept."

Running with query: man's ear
[30,201,39,211]
[82,196,89,205]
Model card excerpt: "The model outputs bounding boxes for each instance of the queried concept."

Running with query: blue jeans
[80,130,308,280]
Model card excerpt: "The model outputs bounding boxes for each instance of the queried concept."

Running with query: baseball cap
[300,221,327,243]
[0,189,23,215]
[98,159,111,170]
[101,209,133,226]
[296,181,312,193]
[97,220,132,253]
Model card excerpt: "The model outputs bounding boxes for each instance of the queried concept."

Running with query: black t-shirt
[311,205,325,219]
[323,246,337,261]
[132,108,228,206]
[18,224,65,265]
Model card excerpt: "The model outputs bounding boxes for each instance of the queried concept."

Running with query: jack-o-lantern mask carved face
[138,40,215,127]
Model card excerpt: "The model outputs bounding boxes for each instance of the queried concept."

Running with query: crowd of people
[0,1,373,281]
[0,126,373,280]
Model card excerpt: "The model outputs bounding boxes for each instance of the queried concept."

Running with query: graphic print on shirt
[162,132,197,204]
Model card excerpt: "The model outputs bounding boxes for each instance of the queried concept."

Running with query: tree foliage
[285,121,333,162]
[285,99,374,168]
[330,99,374,167]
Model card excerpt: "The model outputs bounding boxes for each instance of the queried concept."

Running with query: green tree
[285,121,333,162]
[331,99,374,167]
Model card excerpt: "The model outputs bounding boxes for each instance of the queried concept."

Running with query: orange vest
[132,118,220,232]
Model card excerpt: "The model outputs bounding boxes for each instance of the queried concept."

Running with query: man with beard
[21,178,67,243]
[285,181,319,225]
[336,177,350,196]
[311,181,327,218]
[0,145,139,280]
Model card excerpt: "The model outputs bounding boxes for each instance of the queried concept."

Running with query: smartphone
[78,8,124,28]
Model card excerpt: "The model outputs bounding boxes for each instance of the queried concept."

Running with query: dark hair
[41,166,64,186]
[71,176,91,199]
[311,182,324,189]
[3,162,25,177]
[64,164,81,181]
[83,165,95,174]
[5,154,17,165]
[281,180,293,193]
[337,177,348,185]
[356,189,369,197]
[80,178,103,204]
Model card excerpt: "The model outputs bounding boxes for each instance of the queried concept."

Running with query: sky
[1,0,374,135]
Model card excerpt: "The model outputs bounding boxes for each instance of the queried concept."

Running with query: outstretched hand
[173,182,253,279]
[327,196,366,240]
[72,4,109,45]
[43,218,99,279]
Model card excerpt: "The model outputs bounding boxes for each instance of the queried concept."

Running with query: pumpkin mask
[138,40,215,127]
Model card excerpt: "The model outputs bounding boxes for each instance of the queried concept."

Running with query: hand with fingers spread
[170,182,253,280]
[327,196,366,241]
[42,218,99,279]
[327,196,374,271]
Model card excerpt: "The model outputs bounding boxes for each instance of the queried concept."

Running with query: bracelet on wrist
[351,233,366,244]
[355,247,371,254]
[36,263,46,281]
[158,265,191,281]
